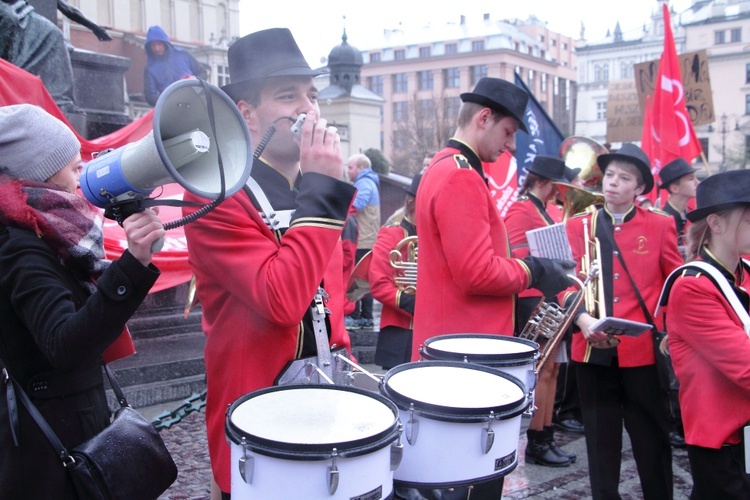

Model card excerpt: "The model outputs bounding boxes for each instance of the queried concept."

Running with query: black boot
[525,429,571,467]
[544,425,576,463]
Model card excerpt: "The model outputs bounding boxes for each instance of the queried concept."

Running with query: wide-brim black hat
[686,170,750,222]
[460,77,529,134]
[221,28,326,101]
[405,173,422,197]
[564,166,582,183]
[658,158,699,189]
[527,155,568,183]
[597,142,654,194]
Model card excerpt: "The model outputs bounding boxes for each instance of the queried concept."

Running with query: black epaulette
[453,154,472,170]
[649,207,672,217]
[570,211,589,219]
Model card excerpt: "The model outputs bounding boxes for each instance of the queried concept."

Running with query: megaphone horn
[80,78,252,208]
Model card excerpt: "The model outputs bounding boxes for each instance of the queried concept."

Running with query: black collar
[446,138,485,181]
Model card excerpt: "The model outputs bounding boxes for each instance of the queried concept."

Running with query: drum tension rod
[327,448,339,495]
[239,437,254,484]
[391,423,404,471]
[481,411,496,455]
[406,403,420,445]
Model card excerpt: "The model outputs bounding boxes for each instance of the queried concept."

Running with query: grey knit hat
[0,104,81,182]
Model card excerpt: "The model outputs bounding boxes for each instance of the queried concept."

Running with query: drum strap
[312,287,334,381]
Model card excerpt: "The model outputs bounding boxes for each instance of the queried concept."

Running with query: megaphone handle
[151,236,165,254]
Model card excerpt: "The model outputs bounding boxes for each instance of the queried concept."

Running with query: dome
[327,31,363,66]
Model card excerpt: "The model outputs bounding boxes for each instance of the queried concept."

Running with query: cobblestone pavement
[150,402,694,499]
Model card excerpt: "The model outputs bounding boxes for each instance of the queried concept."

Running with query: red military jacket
[666,253,750,449]
[505,193,562,300]
[183,159,355,491]
[565,205,682,367]
[370,217,416,330]
[412,139,532,360]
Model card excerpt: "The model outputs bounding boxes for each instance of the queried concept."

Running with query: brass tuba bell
[558,136,609,190]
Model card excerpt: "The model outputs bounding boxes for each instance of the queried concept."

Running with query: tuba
[389,236,418,295]
[558,136,608,190]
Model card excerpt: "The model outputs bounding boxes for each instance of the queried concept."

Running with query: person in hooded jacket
[143,25,207,106]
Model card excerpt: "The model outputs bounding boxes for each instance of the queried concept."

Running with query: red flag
[484,151,518,218]
[650,3,702,174]
[640,95,662,205]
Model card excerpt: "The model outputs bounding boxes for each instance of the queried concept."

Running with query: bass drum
[420,333,539,392]
[226,385,402,499]
[381,361,529,488]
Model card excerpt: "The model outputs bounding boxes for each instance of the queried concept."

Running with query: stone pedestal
[69,49,131,139]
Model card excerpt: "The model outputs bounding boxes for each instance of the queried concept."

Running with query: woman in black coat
[0,104,165,498]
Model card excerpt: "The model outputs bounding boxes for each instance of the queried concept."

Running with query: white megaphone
[80,78,252,209]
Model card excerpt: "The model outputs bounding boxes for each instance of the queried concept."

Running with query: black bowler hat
[221,28,326,101]
[405,173,422,197]
[686,170,750,222]
[527,155,568,183]
[597,143,654,194]
[659,158,699,189]
[460,77,529,133]
[564,166,582,183]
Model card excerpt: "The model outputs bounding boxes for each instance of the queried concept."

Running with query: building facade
[358,14,577,175]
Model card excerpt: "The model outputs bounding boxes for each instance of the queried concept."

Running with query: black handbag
[4,361,177,500]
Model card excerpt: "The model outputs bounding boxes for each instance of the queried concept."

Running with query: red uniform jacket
[370,218,416,330]
[412,139,531,360]
[505,193,562,300]
[565,205,682,367]
[666,255,750,448]
[183,161,355,491]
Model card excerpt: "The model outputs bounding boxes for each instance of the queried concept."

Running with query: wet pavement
[144,380,694,499]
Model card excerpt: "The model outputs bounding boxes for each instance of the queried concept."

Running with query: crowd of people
[1,22,749,500]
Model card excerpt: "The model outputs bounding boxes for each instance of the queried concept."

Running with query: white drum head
[430,336,535,355]
[230,387,395,445]
[387,365,524,409]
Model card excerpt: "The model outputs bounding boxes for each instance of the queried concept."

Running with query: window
[594,63,609,83]
[715,30,726,44]
[417,70,434,90]
[370,52,381,63]
[699,137,709,158]
[394,49,406,60]
[445,43,457,55]
[541,73,547,93]
[540,35,545,43]
[443,97,462,119]
[392,73,408,93]
[469,65,487,86]
[216,64,230,87]
[443,68,460,88]
[551,39,557,47]
[563,42,568,50]
[527,69,535,90]
[554,76,559,95]
[596,101,607,120]
[393,101,409,122]
[746,94,750,115]
[393,130,410,150]
[514,42,520,51]
[367,76,383,95]
[416,99,435,120]
[731,28,742,43]
[419,46,431,58]
[541,50,546,59]
[472,40,485,52]
[747,63,750,84]
[620,61,633,79]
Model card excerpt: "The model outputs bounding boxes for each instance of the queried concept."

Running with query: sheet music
[526,223,574,261]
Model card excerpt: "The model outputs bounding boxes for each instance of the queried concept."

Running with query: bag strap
[657,260,750,337]
[598,215,659,334]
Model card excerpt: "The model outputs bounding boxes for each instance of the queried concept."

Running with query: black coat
[0,226,159,498]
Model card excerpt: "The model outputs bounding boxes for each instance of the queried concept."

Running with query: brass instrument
[519,263,600,373]
[389,236,418,295]
[558,136,608,190]
[346,251,372,302]
[555,182,604,222]
[581,217,618,349]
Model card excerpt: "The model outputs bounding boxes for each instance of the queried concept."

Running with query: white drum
[420,334,539,392]
[381,361,530,488]
[226,385,402,499]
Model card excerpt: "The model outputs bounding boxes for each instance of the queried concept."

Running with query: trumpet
[580,217,619,349]
[389,235,418,295]
[519,263,600,373]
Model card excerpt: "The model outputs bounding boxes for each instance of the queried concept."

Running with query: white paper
[589,317,652,337]
[526,222,574,261]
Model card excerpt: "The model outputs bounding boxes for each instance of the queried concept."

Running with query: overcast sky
[238,0,693,66]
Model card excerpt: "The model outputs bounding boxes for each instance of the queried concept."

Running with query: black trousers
[575,361,672,500]
[351,248,373,320]
[687,442,750,500]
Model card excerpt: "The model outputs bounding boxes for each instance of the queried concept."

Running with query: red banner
[0,59,191,292]
[484,151,519,218]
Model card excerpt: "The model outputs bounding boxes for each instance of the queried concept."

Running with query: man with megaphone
[181,28,357,499]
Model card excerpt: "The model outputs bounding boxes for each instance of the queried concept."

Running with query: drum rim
[380,361,530,422]
[225,384,401,460]
[393,455,518,488]
[421,334,539,366]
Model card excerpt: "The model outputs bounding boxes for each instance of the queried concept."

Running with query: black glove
[398,293,415,316]
[523,256,577,298]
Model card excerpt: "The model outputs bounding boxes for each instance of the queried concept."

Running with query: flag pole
[699,150,712,176]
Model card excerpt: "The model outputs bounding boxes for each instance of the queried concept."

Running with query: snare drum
[420,334,539,392]
[381,361,529,488]
[226,385,402,499]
